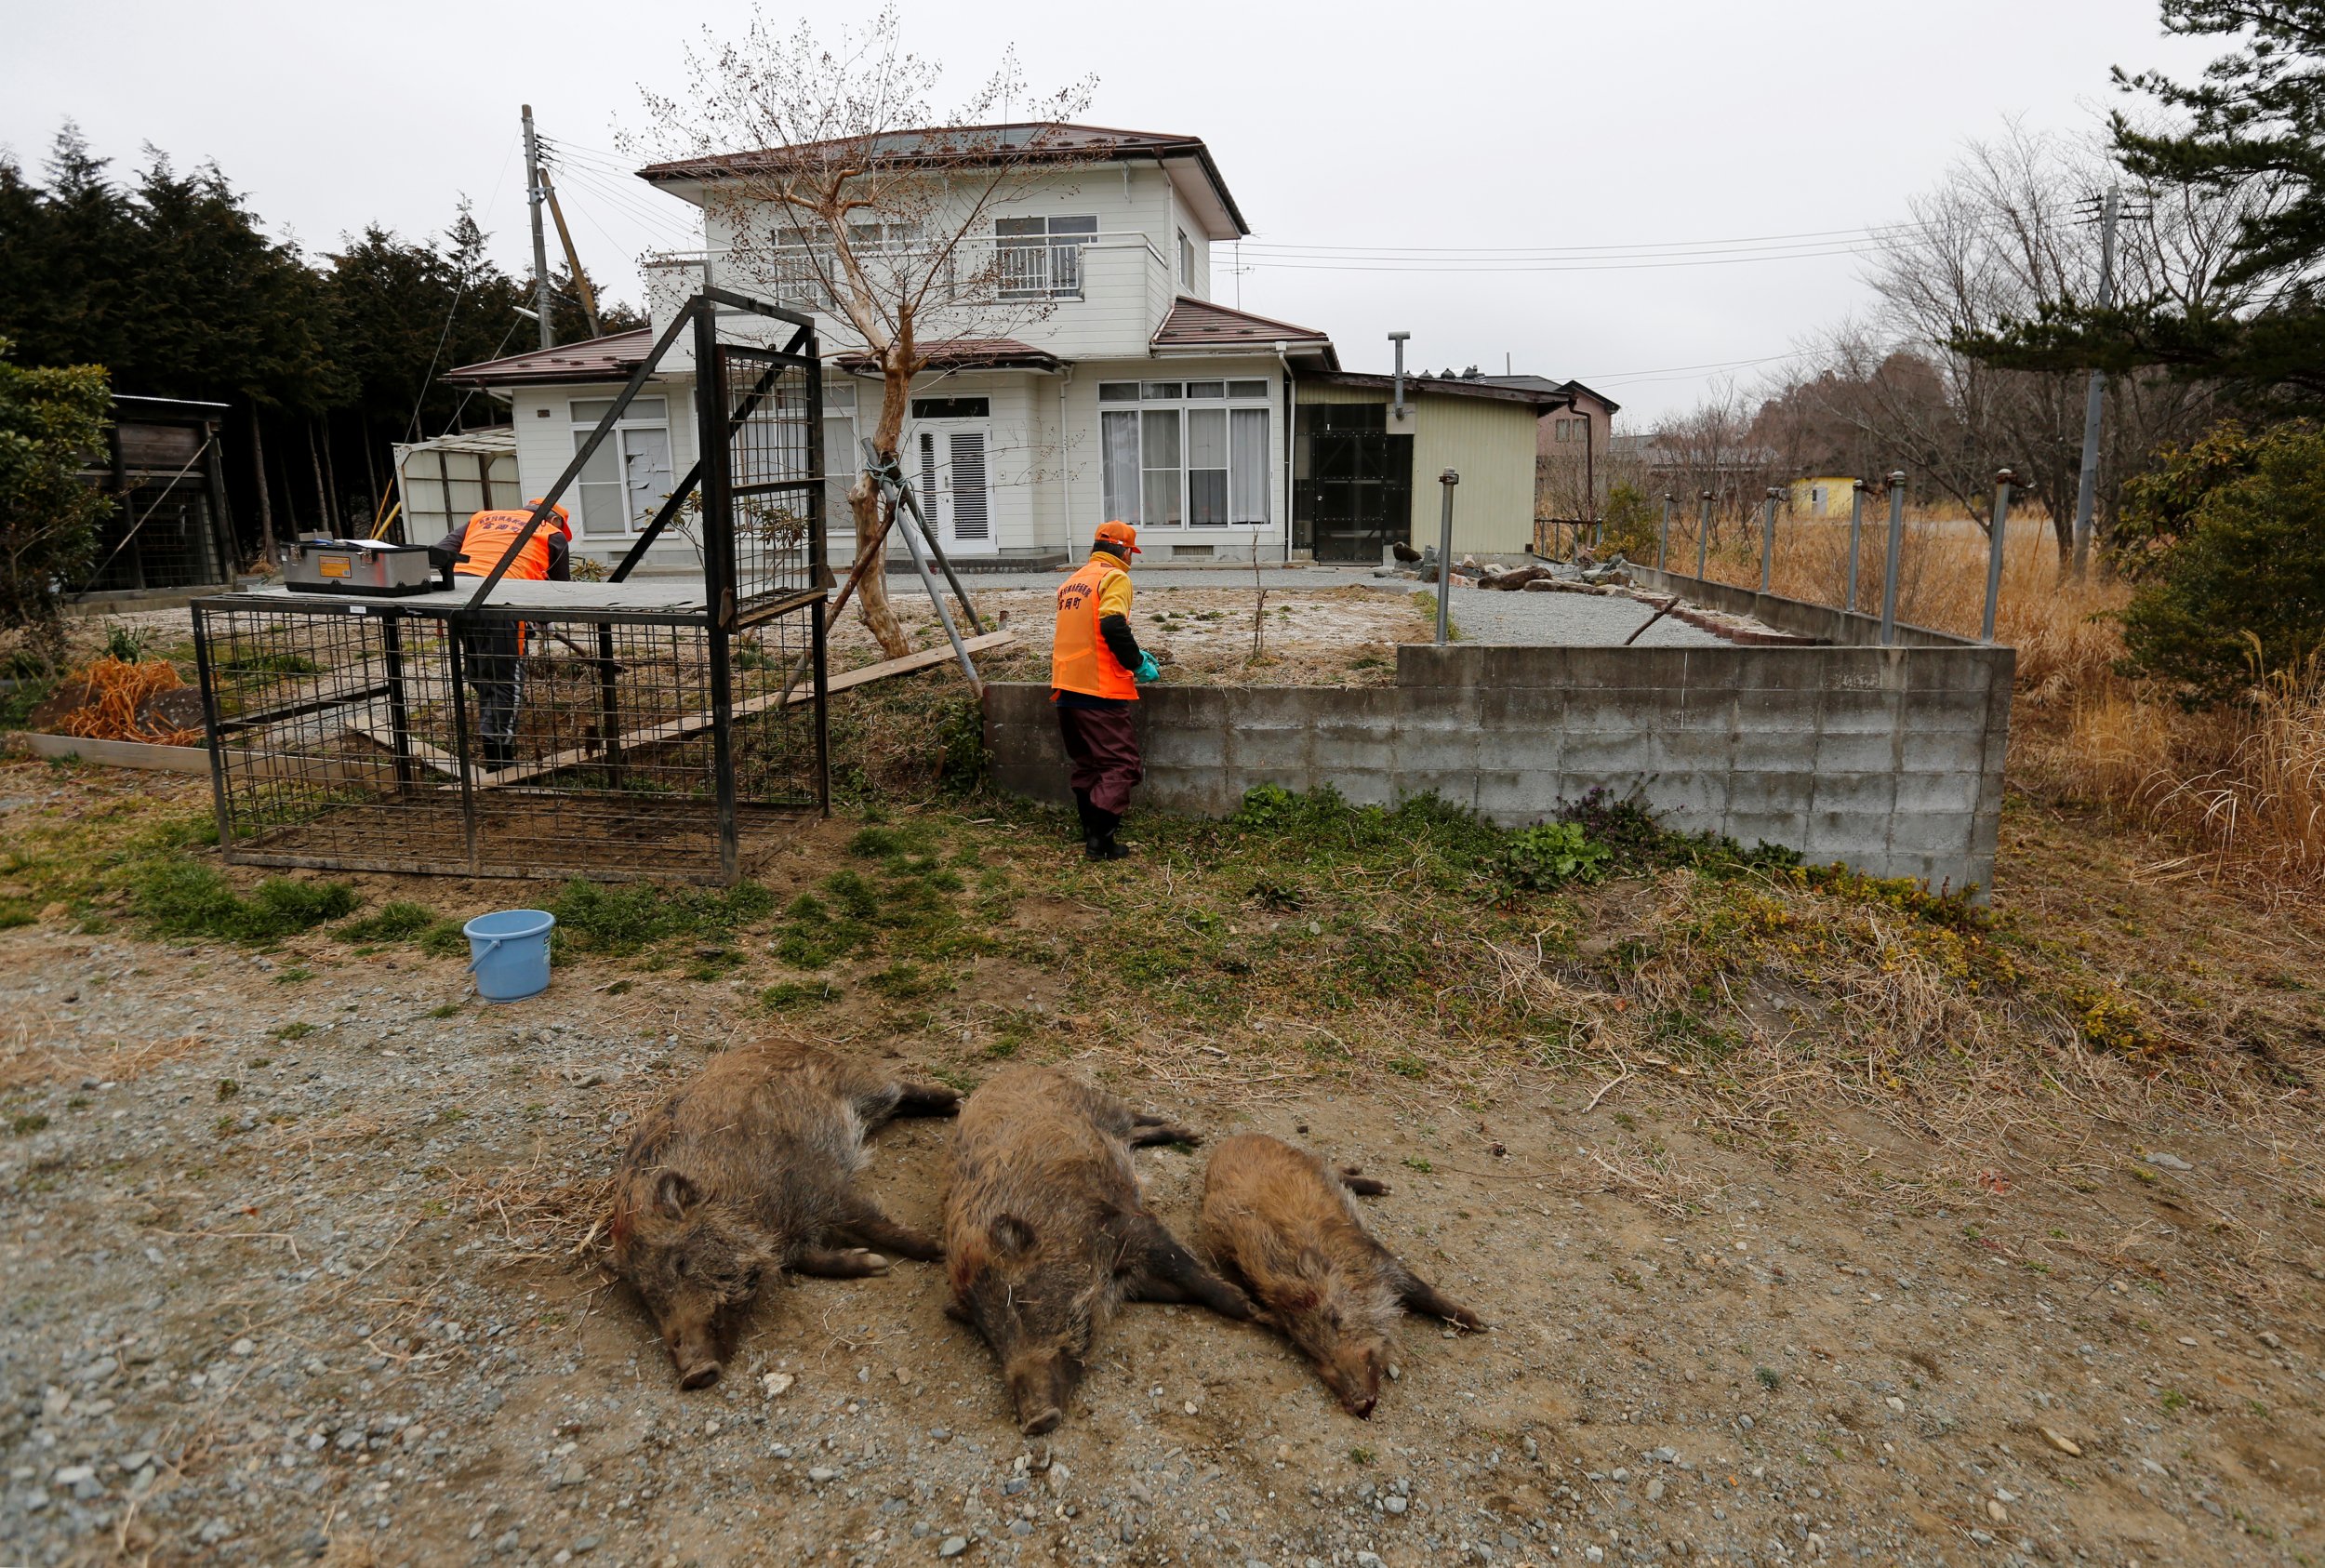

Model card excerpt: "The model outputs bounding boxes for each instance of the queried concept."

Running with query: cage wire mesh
[192,290,828,885]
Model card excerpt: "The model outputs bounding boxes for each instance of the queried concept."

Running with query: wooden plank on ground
[20,732,208,772]
[406,630,1017,791]
[342,719,466,778]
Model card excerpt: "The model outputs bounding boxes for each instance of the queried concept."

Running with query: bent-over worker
[437,498,572,769]
[1050,520,1160,861]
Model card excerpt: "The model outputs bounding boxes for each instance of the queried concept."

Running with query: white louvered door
[910,421,997,556]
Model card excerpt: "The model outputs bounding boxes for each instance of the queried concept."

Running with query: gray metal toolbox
[283,538,454,597]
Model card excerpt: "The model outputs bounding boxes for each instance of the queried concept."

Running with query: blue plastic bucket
[464,909,555,1002]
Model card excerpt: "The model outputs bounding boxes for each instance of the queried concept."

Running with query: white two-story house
[442,124,1572,568]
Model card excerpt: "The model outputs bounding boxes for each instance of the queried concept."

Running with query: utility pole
[2070,184,2120,580]
[538,162,603,339]
[523,105,553,350]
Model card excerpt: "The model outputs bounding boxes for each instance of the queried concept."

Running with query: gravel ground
[2,785,2318,1568]
[886,566,1731,651]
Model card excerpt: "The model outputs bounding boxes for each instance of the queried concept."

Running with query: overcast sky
[5,0,2212,422]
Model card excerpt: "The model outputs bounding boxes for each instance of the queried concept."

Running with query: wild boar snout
[1004,1350,1075,1436]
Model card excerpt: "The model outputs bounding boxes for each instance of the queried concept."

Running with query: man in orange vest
[436,499,572,768]
[1051,520,1160,860]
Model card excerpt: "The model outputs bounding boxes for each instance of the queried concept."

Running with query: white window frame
[995,214,1097,299]
[568,395,674,538]
[1096,379,1273,529]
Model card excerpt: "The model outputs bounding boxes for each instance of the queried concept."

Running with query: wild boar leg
[792,1246,893,1279]
[1119,1216,1255,1321]
[1392,1260,1485,1330]
[1125,1116,1200,1148]
[888,1082,961,1118]
[830,1197,943,1261]
[1338,1166,1391,1197]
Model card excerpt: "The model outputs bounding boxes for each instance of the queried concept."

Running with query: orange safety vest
[453,510,556,581]
[1050,556,1137,702]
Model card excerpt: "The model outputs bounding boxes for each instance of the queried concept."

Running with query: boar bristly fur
[945,1066,1252,1435]
[610,1043,957,1389]
[1201,1133,1483,1417]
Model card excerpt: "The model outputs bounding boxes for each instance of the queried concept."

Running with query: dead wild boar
[1201,1132,1483,1416]
[944,1065,1252,1435]
[610,1043,957,1389]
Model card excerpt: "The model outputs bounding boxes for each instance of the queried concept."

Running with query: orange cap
[1095,520,1140,556]
[528,498,573,538]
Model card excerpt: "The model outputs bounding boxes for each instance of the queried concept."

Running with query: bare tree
[1778,123,2264,559]
[638,7,1092,658]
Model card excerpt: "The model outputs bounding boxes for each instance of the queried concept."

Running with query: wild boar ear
[1295,1245,1331,1282]
[989,1214,1037,1257]
[655,1170,699,1219]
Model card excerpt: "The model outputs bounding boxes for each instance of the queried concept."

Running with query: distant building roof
[445,329,653,387]
[1473,373,1621,415]
[639,123,1250,238]
[1309,370,1574,409]
[1151,297,1335,364]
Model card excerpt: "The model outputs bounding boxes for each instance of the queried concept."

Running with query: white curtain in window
[1187,408,1229,526]
[1230,408,1269,525]
[573,430,624,537]
[1142,409,1182,526]
[1101,411,1140,524]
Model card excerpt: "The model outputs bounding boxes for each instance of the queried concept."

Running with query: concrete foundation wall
[984,632,2013,893]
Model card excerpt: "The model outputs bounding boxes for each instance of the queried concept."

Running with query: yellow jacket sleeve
[1096,570,1134,621]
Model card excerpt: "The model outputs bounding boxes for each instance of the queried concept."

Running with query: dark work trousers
[458,623,525,757]
[1056,705,1142,816]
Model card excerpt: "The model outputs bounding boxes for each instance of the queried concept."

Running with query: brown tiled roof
[1151,297,1332,352]
[836,338,1061,374]
[638,123,1249,236]
[444,329,653,387]
[1311,370,1576,409]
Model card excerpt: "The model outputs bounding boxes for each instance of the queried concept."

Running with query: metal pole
[1880,471,1906,646]
[2070,185,2119,581]
[1695,490,1711,580]
[1657,494,1671,571]
[1760,486,1780,593]
[1984,469,2015,644]
[1434,468,1459,646]
[871,438,986,635]
[522,105,553,350]
[1844,479,1866,614]
[889,469,985,696]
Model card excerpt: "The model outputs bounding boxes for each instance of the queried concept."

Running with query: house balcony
[642,233,1176,370]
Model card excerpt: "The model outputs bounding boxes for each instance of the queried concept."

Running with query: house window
[1096,380,1272,528]
[995,214,1096,298]
[768,221,923,310]
[1177,228,1195,287]
[570,396,673,538]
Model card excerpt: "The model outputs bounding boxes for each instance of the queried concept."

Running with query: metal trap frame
[192,289,829,884]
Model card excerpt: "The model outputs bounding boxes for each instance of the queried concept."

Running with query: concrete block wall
[985,640,2011,896]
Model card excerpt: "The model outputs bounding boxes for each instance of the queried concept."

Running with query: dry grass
[1697,512,2325,898]
[0,1025,209,1091]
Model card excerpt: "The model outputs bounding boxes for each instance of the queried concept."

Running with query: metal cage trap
[192,290,830,884]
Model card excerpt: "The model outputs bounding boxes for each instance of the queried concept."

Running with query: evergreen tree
[1962,2,2325,407]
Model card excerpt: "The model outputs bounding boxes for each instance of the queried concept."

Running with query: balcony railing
[644,232,1166,318]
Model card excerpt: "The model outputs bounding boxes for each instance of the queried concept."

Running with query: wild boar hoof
[679,1362,724,1390]
[856,1250,890,1273]
[1019,1406,1063,1437]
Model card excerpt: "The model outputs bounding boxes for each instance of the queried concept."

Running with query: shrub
[1496,822,1613,890]
[135,863,357,943]
[0,341,112,658]
[1599,482,1661,561]
[336,901,440,942]
[2119,422,2325,705]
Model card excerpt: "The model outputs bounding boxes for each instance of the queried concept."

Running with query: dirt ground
[3,735,2323,1568]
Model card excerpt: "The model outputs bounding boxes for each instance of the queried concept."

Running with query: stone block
[1803,810,1897,861]
[1477,645,1574,688]
[1475,684,1567,732]
[1893,769,1982,815]
[1812,729,1901,774]
[1817,687,1904,735]
[1657,726,1735,771]
[1727,768,1821,815]
[1886,810,1979,856]
[1628,770,1728,824]
[1392,768,1481,811]
[1563,688,1688,734]
[1731,728,1820,773]
[1474,770,1563,823]
[1809,771,1897,814]
[1559,730,1659,776]
[1899,730,1986,773]
[1724,808,1809,852]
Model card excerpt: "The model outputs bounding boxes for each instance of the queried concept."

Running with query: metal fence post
[1760,486,1780,593]
[1984,468,2015,644]
[1844,479,1866,614]
[1695,490,1712,580]
[1435,469,1459,646]
[1657,494,1671,571]
[1880,471,1906,646]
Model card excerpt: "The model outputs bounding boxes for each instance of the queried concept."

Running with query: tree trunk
[249,410,278,564]
[848,473,910,659]
[308,420,335,536]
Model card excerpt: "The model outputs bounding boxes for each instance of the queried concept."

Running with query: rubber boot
[1072,789,1096,841]
[1084,806,1130,862]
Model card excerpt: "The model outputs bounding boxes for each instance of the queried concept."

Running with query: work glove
[1133,651,1162,684]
